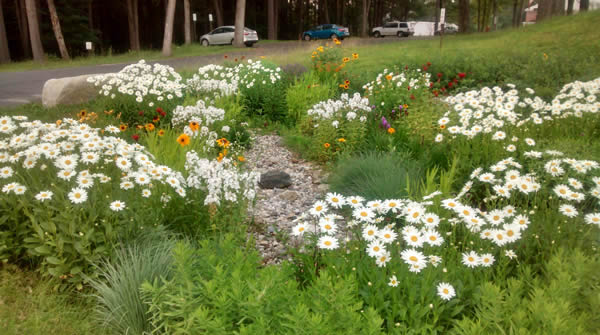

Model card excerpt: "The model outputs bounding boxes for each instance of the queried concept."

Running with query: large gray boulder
[42,74,101,108]
[259,170,292,189]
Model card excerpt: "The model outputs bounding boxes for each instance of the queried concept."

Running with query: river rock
[259,170,292,189]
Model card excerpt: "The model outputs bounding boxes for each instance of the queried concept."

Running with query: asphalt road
[0,36,429,108]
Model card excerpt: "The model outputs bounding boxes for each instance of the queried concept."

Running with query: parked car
[200,26,259,47]
[372,21,414,38]
[303,24,350,41]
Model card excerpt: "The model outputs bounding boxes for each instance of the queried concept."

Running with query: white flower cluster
[0,116,186,209]
[87,60,185,107]
[185,151,258,206]
[171,100,226,150]
[435,77,600,142]
[362,67,431,93]
[186,60,282,98]
[307,93,371,126]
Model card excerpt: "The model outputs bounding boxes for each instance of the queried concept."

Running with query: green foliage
[328,151,423,200]
[239,61,290,123]
[88,229,176,335]
[451,249,600,335]
[141,235,383,334]
[0,264,98,335]
[286,71,337,125]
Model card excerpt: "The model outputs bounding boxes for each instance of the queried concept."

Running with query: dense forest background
[0,0,590,62]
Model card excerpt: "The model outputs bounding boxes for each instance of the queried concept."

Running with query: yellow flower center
[411,236,418,242]
[324,241,332,246]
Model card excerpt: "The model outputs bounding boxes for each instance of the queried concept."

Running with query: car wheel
[303,34,311,41]
[231,38,234,45]
[201,39,209,47]
[396,32,402,38]
[245,42,253,47]
[330,34,338,40]
[373,31,381,38]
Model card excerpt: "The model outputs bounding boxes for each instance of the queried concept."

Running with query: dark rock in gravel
[259,170,292,189]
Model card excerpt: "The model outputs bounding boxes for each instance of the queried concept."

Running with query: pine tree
[25,0,45,62]
[47,0,70,60]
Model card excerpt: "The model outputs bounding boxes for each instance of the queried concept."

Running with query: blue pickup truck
[303,24,350,41]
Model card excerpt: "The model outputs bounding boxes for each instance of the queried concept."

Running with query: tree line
[0,0,592,64]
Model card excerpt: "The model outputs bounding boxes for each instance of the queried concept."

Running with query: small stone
[279,190,300,202]
[259,170,292,189]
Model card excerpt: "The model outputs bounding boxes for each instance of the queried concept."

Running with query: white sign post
[193,13,197,21]
[439,8,445,50]
[209,13,214,31]
[85,41,92,50]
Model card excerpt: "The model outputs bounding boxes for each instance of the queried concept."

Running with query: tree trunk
[212,0,224,26]
[517,0,525,26]
[25,0,44,62]
[162,0,176,56]
[298,0,304,39]
[268,0,275,39]
[88,0,93,30]
[47,0,70,60]
[234,0,246,47]
[16,0,31,58]
[580,0,589,11]
[458,0,470,32]
[322,0,330,24]
[184,0,191,44]
[127,0,140,50]
[0,0,10,63]
[336,0,341,23]
[492,0,498,30]
[361,0,370,37]
[567,0,574,14]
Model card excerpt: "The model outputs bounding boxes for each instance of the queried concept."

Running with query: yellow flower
[189,121,200,132]
[385,74,393,81]
[119,124,128,131]
[342,57,350,63]
[324,143,331,149]
[238,156,245,162]
[352,53,359,60]
[177,134,190,147]
[145,123,155,131]
[387,127,396,134]
[55,120,62,126]
[543,53,549,60]
[338,138,346,143]
[317,46,324,52]
[158,129,165,137]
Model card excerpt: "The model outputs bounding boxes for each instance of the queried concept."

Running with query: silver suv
[372,21,414,38]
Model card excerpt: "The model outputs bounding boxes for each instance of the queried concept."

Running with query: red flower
[410,94,415,100]
[429,82,434,88]
[422,66,428,71]
[156,107,166,117]
[458,72,466,79]
[437,73,443,78]
[407,86,411,90]
[427,62,432,66]
[138,111,144,116]
[405,65,408,70]
[132,134,140,141]
[433,90,439,97]
[448,82,454,88]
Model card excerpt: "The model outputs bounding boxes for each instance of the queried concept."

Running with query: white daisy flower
[584,213,600,225]
[437,282,456,301]
[325,192,345,208]
[559,204,578,218]
[109,200,126,212]
[68,187,88,204]
[375,251,391,267]
[310,201,328,216]
[362,224,379,242]
[0,166,13,178]
[480,253,495,267]
[141,189,152,198]
[34,191,53,201]
[388,275,399,287]
[318,236,339,250]
[366,240,387,258]
[462,251,480,268]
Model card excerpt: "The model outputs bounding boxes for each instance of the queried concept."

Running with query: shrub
[286,71,337,125]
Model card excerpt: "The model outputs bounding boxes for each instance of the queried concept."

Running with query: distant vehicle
[372,21,414,38]
[303,24,350,41]
[200,26,259,47]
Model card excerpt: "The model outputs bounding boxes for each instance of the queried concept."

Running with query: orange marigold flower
[216,137,230,148]
[145,123,155,131]
[119,124,128,131]
[343,84,349,89]
[344,80,350,85]
[352,53,359,59]
[388,127,396,134]
[189,121,200,132]
[342,57,350,63]
[158,129,165,137]
[177,134,190,147]
[440,124,446,130]
[56,120,62,126]
[238,156,245,162]
[385,74,393,81]
[217,152,224,162]
[324,143,331,148]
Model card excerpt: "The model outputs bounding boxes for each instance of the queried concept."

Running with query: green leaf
[34,245,52,255]
[46,256,63,265]
[70,266,83,275]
